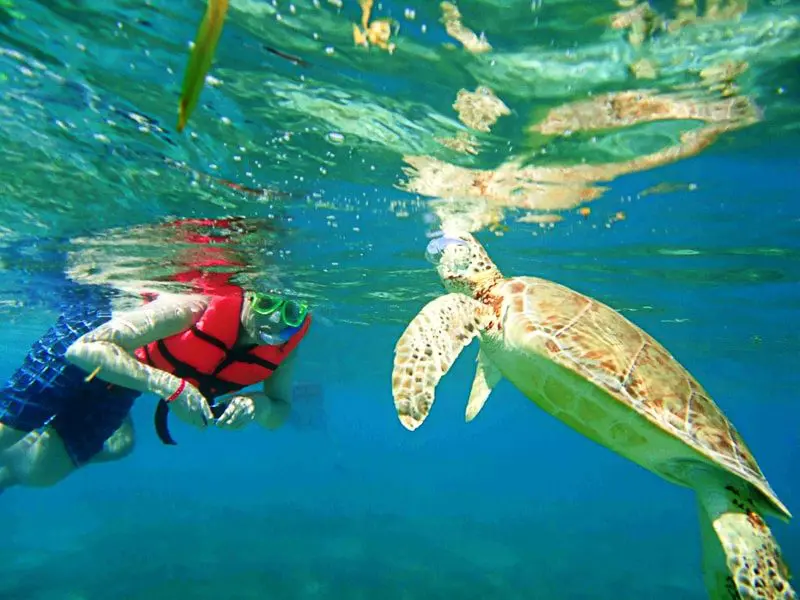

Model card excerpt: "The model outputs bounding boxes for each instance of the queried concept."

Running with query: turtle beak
[425,236,467,265]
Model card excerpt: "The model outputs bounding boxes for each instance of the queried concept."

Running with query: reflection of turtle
[392,232,794,600]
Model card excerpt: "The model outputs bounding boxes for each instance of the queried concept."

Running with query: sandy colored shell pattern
[498,276,789,518]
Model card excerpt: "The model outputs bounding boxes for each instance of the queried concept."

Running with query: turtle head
[425,231,502,296]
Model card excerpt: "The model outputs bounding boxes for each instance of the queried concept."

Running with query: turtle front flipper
[465,348,502,423]
[696,482,795,599]
[392,293,490,431]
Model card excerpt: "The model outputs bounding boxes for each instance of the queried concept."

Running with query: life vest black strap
[152,343,264,445]
[213,346,279,376]
[154,399,177,445]
[155,398,229,446]
[149,290,278,445]
[189,325,230,353]
[155,339,220,398]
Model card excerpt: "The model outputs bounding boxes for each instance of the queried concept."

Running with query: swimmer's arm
[65,294,208,399]
[263,350,296,404]
[241,351,297,430]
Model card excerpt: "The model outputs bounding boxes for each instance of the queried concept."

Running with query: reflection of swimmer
[65,215,288,299]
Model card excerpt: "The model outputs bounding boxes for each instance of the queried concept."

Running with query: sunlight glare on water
[0,1,796,306]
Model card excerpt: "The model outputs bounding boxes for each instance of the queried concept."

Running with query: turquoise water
[1,0,799,598]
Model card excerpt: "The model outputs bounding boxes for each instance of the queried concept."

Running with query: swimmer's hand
[168,381,214,429]
[215,396,256,430]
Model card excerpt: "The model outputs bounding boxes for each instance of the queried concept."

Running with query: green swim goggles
[249,292,309,328]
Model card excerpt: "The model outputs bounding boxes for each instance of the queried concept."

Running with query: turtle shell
[496,276,790,520]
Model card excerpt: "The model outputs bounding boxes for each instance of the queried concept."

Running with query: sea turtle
[391,231,794,600]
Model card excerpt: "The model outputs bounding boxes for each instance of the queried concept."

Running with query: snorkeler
[0,283,311,491]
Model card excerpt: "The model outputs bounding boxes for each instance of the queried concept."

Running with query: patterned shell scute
[507,277,766,485]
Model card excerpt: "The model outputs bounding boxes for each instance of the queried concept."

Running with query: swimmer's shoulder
[109,289,211,315]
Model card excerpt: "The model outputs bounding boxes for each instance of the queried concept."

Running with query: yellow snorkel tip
[84,365,102,382]
[177,0,229,133]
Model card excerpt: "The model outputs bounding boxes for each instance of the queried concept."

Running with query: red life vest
[134,288,310,399]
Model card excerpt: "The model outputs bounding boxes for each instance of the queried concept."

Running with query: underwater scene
[0,0,799,598]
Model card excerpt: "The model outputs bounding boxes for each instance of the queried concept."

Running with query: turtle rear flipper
[392,293,490,431]
[465,347,502,423]
[697,480,795,599]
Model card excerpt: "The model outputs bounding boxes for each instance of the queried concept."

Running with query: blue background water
[0,0,799,598]
[2,148,798,599]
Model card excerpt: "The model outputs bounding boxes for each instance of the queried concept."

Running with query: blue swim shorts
[0,301,141,466]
